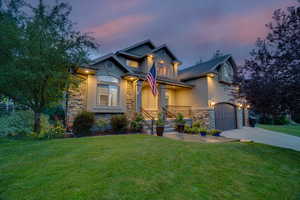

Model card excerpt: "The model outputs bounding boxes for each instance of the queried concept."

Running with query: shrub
[130,113,144,132]
[0,110,50,137]
[208,129,222,136]
[42,123,65,139]
[273,116,289,125]
[259,115,273,124]
[199,127,208,133]
[192,120,205,128]
[73,111,95,136]
[175,113,185,126]
[111,114,128,133]
[184,124,190,133]
[43,105,65,124]
[91,117,110,133]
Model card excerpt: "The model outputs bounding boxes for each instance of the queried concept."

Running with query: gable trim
[91,53,131,72]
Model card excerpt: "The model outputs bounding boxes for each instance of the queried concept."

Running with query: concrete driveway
[222,127,300,151]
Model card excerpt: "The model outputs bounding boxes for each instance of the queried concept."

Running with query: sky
[29,0,297,67]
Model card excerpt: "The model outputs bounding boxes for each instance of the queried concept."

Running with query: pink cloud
[192,8,274,45]
[87,15,154,41]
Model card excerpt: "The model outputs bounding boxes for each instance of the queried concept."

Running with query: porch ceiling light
[85,70,89,74]
[208,73,215,78]
[159,60,165,64]
[148,54,154,58]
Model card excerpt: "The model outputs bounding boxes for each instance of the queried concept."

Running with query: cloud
[87,15,155,42]
[191,7,274,46]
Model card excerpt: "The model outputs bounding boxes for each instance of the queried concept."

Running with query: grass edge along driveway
[258,124,300,137]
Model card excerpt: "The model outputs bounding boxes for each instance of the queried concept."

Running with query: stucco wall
[142,86,158,110]
[207,75,235,104]
[176,78,208,108]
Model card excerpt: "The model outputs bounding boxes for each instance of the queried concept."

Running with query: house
[67,40,249,131]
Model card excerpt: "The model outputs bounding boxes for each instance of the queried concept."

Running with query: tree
[0,0,98,133]
[236,2,300,121]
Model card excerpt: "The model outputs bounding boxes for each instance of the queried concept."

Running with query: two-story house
[67,40,248,131]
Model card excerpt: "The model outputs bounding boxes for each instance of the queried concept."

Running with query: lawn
[258,124,300,137]
[0,135,300,200]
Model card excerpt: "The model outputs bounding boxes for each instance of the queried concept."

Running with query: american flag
[146,63,158,96]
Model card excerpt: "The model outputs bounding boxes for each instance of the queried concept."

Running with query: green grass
[258,124,300,137]
[0,135,300,200]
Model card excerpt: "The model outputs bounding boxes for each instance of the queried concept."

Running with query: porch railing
[141,108,155,135]
[167,105,192,119]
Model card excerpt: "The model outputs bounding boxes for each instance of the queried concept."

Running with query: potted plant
[199,127,207,136]
[210,129,222,137]
[175,113,185,133]
[156,112,165,136]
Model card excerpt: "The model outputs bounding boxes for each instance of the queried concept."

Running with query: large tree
[236,1,300,121]
[0,0,98,133]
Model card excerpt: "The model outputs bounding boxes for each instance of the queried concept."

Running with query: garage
[215,103,237,131]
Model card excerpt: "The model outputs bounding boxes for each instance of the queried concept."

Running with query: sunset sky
[30,0,297,67]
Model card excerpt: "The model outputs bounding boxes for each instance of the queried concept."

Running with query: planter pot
[213,133,221,137]
[156,126,164,136]
[177,124,185,133]
[200,132,207,136]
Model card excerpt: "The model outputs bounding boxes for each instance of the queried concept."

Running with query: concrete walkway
[164,132,238,143]
[222,127,300,151]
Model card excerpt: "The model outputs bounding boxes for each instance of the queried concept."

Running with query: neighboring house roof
[178,54,235,81]
[90,53,131,72]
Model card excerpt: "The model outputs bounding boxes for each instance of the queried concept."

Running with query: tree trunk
[34,111,41,133]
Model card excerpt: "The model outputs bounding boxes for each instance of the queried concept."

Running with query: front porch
[125,77,193,120]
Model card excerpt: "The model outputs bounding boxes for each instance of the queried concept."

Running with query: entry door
[215,103,237,131]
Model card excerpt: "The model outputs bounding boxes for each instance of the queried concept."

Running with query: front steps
[144,119,192,134]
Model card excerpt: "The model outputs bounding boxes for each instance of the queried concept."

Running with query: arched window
[96,76,119,106]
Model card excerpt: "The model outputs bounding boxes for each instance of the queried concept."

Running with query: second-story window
[126,59,139,68]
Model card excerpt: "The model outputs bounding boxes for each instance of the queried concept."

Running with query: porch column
[158,84,167,111]
[136,80,143,113]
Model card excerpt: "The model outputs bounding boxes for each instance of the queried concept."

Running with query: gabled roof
[117,39,156,53]
[150,44,182,64]
[178,54,235,81]
[90,53,131,72]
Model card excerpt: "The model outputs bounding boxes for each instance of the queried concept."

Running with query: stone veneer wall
[126,80,136,118]
[66,75,88,127]
[191,108,215,129]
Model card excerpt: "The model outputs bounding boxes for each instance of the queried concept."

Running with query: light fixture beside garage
[208,99,216,108]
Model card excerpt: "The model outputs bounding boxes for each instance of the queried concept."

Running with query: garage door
[215,103,237,131]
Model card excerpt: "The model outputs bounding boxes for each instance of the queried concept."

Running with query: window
[220,62,233,83]
[126,59,139,68]
[97,76,119,106]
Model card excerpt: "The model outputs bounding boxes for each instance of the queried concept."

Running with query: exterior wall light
[85,70,89,74]
[238,103,243,109]
[246,105,251,109]
[159,60,165,64]
[208,100,216,108]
